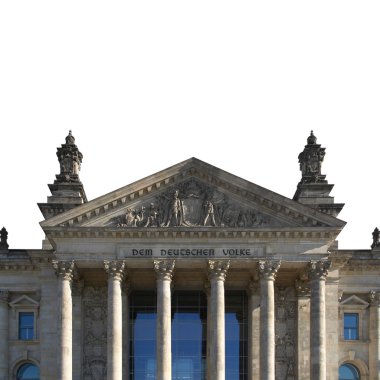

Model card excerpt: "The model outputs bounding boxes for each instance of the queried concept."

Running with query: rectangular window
[19,312,34,340]
[344,313,359,340]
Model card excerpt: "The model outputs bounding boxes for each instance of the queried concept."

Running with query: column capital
[0,290,9,303]
[258,260,281,281]
[104,260,126,282]
[53,260,77,281]
[295,279,311,298]
[208,260,230,282]
[307,260,330,281]
[154,259,175,281]
[369,290,380,306]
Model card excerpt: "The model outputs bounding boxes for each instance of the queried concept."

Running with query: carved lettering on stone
[108,179,279,228]
[83,286,107,380]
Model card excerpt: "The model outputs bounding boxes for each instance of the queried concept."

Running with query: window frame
[18,311,35,341]
[339,295,369,342]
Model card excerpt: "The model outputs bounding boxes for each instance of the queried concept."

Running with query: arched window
[16,363,40,380]
[339,363,360,380]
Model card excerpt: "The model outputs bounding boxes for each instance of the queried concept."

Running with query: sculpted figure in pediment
[108,179,277,228]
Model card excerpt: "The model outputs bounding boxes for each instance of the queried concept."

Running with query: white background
[0,1,379,249]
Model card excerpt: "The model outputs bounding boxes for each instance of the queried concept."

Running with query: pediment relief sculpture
[107,179,280,228]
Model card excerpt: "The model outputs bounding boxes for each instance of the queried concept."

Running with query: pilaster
[247,281,260,380]
[0,291,9,380]
[295,280,310,380]
[369,290,380,380]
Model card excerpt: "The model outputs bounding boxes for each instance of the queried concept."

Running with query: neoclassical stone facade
[1,131,379,380]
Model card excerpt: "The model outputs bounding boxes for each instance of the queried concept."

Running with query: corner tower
[38,131,87,221]
[293,131,344,217]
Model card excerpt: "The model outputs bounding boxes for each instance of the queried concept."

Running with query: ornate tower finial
[0,227,9,250]
[55,131,83,183]
[307,130,317,145]
[297,130,327,184]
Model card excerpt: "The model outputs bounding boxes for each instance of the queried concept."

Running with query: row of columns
[52,258,342,380]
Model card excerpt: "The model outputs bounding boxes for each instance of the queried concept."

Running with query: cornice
[43,226,341,241]
[40,159,345,230]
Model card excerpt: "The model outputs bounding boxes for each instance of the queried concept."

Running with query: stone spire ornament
[55,130,83,183]
[38,132,87,243]
[293,131,344,218]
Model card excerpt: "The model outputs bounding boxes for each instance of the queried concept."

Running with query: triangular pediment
[340,295,369,308]
[40,158,345,232]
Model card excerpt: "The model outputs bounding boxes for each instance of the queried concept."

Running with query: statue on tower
[298,131,327,184]
[55,130,83,183]
[371,227,380,249]
[0,227,9,250]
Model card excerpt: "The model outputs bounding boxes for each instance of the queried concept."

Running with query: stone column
[123,282,130,380]
[247,281,260,380]
[295,280,311,380]
[258,260,281,380]
[104,260,126,380]
[0,291,9,380]
[204,281,212,380]
[307,260,330,380]
[369,290,380,380]
[208,260,230,380]
[53,260,76,380]
[154,259,175,380]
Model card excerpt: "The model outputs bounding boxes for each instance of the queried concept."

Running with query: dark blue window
[225,291,248,380]
[344,313,359,340]
[129,292,157,380]
[171,291,207,380]
[339,363,360,380]
[16,363,40,380]
[19,312,34,340]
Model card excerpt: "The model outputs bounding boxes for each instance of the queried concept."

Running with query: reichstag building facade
[0,131,379,380]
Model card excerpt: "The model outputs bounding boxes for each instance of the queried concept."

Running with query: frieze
[118,246,267,259]
[108,180,280,228]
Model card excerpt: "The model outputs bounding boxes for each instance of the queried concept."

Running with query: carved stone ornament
[154,259,175,281]
[83,286,107,380]
[0,227,9,250]
[369,290,380,306]
[103,260,125,282]
[52,260,77,281]
[298,130,327,184]
[275,286,296,380]
[307,260,331,281]
[295,279,311,297]
[108,179,278,229]
[55,130,83,184]
[0,290,9,303]
[208,260,230,281]
[258,260,281,281]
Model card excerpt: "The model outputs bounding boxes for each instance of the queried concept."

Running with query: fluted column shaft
[258,260,281,380]
[208,260,229,380]
[369,291,380,380]
[104,260,125,380]
[308,260,330,380]
[53,260,76,380]
[0,291,9,380]
[154,259,175,380]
